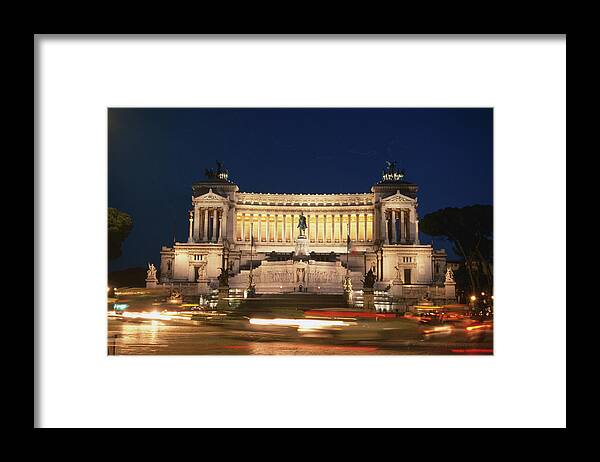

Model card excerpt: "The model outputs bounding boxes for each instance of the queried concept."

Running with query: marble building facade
[158,162,449,295]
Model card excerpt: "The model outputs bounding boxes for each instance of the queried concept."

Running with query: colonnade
[236,211,374,243]
[190,205,228,243]
[381,208,416,244]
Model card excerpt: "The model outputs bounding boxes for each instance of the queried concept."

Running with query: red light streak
[451,349,493,354]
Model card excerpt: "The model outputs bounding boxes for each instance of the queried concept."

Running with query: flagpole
[346,223,350,270]
[250,222,254,273]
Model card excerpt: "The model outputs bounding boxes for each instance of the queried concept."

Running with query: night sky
[108,108,493,271]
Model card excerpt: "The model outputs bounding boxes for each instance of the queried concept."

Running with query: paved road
[107,316,493,355]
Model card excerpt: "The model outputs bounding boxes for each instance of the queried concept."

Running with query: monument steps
[238,293,348,310]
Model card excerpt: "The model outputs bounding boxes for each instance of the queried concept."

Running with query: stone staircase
[237,293,348,311]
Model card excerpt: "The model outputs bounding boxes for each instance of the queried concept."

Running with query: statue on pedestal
[146,263,157,280]
[362,269,376,289]
[445,267,455,284]
[297,213,307,237]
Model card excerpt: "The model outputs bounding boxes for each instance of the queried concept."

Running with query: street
[107,311,493,355]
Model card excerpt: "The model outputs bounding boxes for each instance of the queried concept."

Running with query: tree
[420,205,493,295]
[108,207,133,261]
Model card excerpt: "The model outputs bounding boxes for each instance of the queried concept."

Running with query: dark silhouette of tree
[420,205,493,295]
[108,207,133,261]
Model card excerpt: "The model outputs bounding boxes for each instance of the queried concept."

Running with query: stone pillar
[212,208,218,242]
[364,213,368,242]
[391,210,397,244]
[187,211,194,243]
[257,213,262,242]
[315,214,319,242]
[384,213,389,244]
[290,213,295,241]
[339,214,343,243]
[374,208,379,243]
[193,205,201,241]
[204,208,209,242]
[415,214,420,244]
[347,213,352,241]
[241,212,245,242]
[266,214,270,242]
[282,214,286,242]
[274,213,279,242]
[307,214,311,242]
[380,207,387,243]
[231,206,236,243]
[331,214,335,242]
[221,206,228,242]
[407,209,413,243]
[400,209,405,244]
[355,213,360,242]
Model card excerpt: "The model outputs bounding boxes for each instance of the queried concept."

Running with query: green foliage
[421,205,493,294]
[108,207,133,261]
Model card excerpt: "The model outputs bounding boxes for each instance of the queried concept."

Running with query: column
[307,214,311,241]
[315,214,319,242]
[291,213,295,241]
[400,209,405,243]
[407,209,413,243]
[204,208,209,242]
[274,213,278,242]
[339,214,343,243]
[282,214,286,242]
[331,214,335,242]
[193,205,201,241]
[187,210,194,243]
[241,212,245,242]
[220,206,228,242]
[364,213,368,242]
[391,210,397,243]
[356,213,360,242]
[266,214,270,242]
[257,213,262,242]
[380,207,387,243]
[415,214,420,244]
[347,213,352,241]
[212,208,218,242]
[384,213,389,244]
[231,206,236,243]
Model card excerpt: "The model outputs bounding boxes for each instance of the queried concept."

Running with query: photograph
[107,108,493,355]
[36,35,565,429]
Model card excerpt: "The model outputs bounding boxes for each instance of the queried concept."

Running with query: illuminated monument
[158,161,452,300]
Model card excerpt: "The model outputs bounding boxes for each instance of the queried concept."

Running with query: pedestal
[363,288,375,310]
[146,278,158,289]
[444,282,456,299]
[389,280,403,298]
[217,286,230,309]
[295,235,309,257]
[344,289,353,306]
